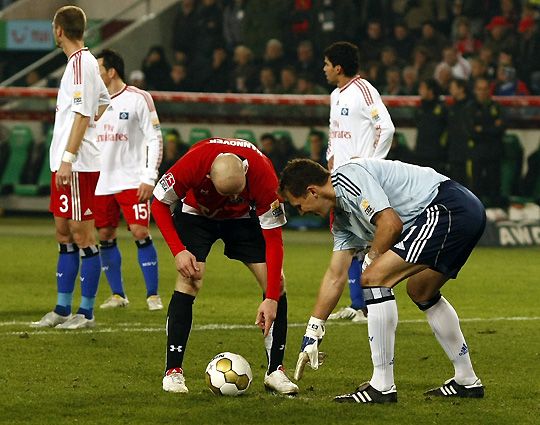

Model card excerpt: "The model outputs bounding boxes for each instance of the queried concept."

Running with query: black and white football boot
[424,378,484,398]
[334,381,397,403]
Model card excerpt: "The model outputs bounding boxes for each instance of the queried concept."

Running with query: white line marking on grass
[2,316,539,336]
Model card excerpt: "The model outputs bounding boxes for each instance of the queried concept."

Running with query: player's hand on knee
[175,250,200,278]
[294,316,326,381]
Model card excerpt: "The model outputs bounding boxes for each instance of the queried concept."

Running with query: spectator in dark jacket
[414,78,447,173]
[446,78,473,188]
[311,0,358,50]
[516,16,540,94]
[223,0,245,51]
[141,46,171,91]
[469,77,506,207]
[165,63,194,92]
[171,0,200,63]
[390,20,415,63]
[229,45,257,93]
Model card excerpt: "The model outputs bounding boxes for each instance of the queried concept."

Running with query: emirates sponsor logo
[330,130,352,139]
[97,133,128,142]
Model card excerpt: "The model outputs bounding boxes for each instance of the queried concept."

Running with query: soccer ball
[205,352,253,396]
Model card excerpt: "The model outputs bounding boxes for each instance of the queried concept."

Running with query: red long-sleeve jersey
[151,137,287,300]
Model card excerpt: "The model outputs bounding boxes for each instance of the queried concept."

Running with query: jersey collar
[339,75,361,93]
[111,84,128,99]
[68,47,89,61]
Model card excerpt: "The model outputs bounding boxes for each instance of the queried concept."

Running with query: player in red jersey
[152,137,298,395]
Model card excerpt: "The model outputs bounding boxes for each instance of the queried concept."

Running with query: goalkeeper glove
[294,316,326,381]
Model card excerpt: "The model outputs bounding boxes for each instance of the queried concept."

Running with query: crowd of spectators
[128,0,540,98]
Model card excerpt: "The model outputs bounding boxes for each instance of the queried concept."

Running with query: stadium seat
[395,132,408,148]
[500,133,524,200]
[0,139,9,179]
[14,127,53,196]
[233,129,256,144]
[387,132,413,162]
[0,125,34,194]
[188,127,212,146]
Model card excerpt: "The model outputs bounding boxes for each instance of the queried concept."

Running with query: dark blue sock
[348,257,366,310]
[77,245,100,319]
[54,243,79,316]
[99,239,125,298]
[136,237,158,297]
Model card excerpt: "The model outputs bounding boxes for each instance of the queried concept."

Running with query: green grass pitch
[0,217,539,424]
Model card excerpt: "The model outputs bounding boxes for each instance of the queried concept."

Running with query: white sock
[366,297,398,392]
[424,296,478,385]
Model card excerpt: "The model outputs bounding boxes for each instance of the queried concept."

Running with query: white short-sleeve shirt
[95,85,163,195]
[50,48,110,172]
[326,76,395,170]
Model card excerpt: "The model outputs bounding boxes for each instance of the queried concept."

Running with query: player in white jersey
[280,158,485,403]
[323,42,395,322]
[94,49,163,311]
[32,6,110,330]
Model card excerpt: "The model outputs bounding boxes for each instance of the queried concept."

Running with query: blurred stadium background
[1,0,540,246]
[1,2,540,424]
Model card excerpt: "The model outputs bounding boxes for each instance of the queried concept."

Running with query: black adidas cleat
[334,382,397,403]
[424,378,484,398]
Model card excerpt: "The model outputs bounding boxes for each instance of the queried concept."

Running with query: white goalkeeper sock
[364,287,398,392]
[424,296,478,385]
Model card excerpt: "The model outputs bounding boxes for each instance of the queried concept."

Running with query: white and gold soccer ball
[205,352,253,396]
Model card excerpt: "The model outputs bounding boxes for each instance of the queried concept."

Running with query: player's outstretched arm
[294,249,354,380]
[312,249,354,319]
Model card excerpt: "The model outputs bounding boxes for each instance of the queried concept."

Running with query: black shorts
[391,180,486,278]
[173,211,266,263]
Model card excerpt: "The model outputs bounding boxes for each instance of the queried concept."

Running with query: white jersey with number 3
[326,76,395,170]
[50,48,110,172]
[95,85,163,195]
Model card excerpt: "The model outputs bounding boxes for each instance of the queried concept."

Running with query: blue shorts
[391,180,486,278]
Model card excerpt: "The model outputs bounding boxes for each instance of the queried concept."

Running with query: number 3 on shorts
[59,194,69,213]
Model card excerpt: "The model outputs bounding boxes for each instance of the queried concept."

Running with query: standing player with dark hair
[323,41,395,323]
[32,6,110,329]
[151,137,298,395]
[94,49,164,311]
[281,158,485,402]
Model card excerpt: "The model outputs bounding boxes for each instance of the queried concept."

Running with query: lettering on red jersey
[208,138,263,156]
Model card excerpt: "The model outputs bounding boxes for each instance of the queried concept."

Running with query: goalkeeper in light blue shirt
[280,158,486,403]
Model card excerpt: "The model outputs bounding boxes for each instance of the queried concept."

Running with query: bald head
[210,153,246,196]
